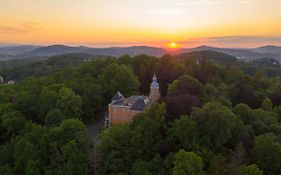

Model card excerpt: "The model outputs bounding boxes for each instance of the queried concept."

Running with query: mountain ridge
[1,44,281,61]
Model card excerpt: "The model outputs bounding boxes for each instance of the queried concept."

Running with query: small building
[7,80,15,84]
[0,76,3,83]
[106,74,160,126]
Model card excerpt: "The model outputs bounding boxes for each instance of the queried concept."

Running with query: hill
[1,44,281,62]
[0,53,99,81]
[249,57,280,66]
[24,45,166,58]
[180,45,279,61]
[251,45,281,54]
[173,50,238,65]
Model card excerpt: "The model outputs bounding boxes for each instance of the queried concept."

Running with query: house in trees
[105,74,160,126]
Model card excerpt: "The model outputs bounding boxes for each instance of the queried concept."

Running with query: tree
[168,116,199,152]
[172,150,204,175]
[163,93,200,120]
[261,98,273,111]
[38,87,58,122]
[251,134,281,174]
[168,75,203,97]
[98,125,132,175]
[25,160,42,175]
[98,104,167,175]
[202,83,221,102]
[192,102,245,151]
[130,155,164,175]
[233,103,255,125]
[131,55,156,94]
[216,95,232,108]
[61,140,88,175]
[45,108,64,127]
[208,154,236,175]
[56,87,82,120]
[43,119,90,175]
[130,104,167,159]
[100,63,140,99]
[13,138,38,174]
[0,164,12,175]
[238,164,263,175]
[14,91,39,121]
[1,111,26,136]
[228,82,260,108]
[156,54,185,95]
[81,82,104,121]
[273,105,281,122]
[163,75,203,119]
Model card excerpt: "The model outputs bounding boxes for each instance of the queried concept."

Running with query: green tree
[130,155,164,175]
[14,91,38,121]
[233,103,255,125]
[25,160,42,175]
[45,108,64,127]
[251,134,281,174]
[172,150,204,175]
[156,54,185,95]
[131,55,156,94]
[168,75,203,97]
[2,111,26,136]
[100,63,140,99]
[192,102,245,151]
[56,87,82,119]
[38,87,58,122]
[98,125,132,175]
[81,82,104,121]
[164,75,203,118]
[61,140,88,175]
[261,98,273,111]
[168,116,199,151]
[238,164,263,175]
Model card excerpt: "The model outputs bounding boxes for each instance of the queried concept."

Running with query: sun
[168,42,179,49]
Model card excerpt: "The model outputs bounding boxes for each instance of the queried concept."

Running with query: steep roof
[112,91,124,101]
[150,74,159,88]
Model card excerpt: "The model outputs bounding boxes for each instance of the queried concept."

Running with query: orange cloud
[0,21,41,34]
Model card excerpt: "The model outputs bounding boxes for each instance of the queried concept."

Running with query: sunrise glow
[169,42,178,48]
[1,0,281,47]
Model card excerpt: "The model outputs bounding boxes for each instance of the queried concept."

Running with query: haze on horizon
[1,0,281,48]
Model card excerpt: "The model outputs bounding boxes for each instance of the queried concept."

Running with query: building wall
[108,105,141,125]
[149,87,160,102]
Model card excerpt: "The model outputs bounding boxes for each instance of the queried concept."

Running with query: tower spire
[149,73,160,102]
[153,73,157,82]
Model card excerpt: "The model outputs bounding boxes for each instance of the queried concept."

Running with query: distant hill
[0,53,99,81]
[180,45,280,61]
[251,45,281,55]
[1,44,281,62]
[173,50,238,65]
[25,45,166,58]
[27,45,83,57]
[249,57,280,66]
[0,45,39,56]
[0,45,40,60]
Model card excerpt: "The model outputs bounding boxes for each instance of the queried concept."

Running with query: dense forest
[0,52,281,174]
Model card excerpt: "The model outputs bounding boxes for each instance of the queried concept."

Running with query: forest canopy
[0,52,281,174]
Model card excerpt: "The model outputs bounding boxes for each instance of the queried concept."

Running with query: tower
[149,74,160,102]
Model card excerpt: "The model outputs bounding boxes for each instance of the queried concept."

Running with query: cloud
[178,36,281,47]
[177,0,224,6]
[238,0,254,4]
[0,22,41,34]
[206,36,281,43]
[177,0,254,6]
[147,8,187,14]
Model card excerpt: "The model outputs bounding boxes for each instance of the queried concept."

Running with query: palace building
[105,74,160,126]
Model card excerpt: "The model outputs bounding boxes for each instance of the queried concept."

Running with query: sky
[1,0,281,48]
